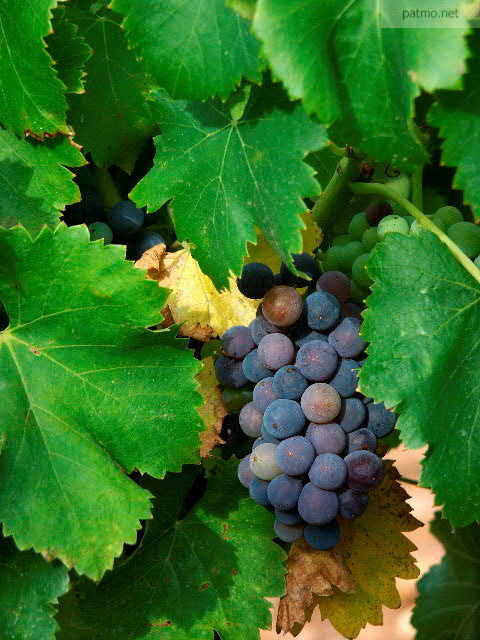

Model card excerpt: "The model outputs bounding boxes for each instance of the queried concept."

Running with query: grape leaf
[46,6,92,94]
[360,231,480,527]
[56,460,286,640]
[0,536,69,640]
[253,0,470,170]
[0,224,203,580]
[131,84,327,289]
[0,0,69,137]
[67,8,156,173]
[196,356,228,457]
[277,463,420,638]
[412,513,480,640]
[226,0,256,20]
[0,131,86,232]
[110,0,264,101]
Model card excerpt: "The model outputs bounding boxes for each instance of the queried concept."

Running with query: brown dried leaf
[195,357,227,457]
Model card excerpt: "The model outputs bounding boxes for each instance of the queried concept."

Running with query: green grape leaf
[253,0,470,170]
[0,537,69,640]
[56,460,286,640]
[0,131,86,232]
[110,0,264,101]
[0,0,68,137]
[360,231,480,527]
[0,224,203,580]
[67,8,156,173]
[412,513,480,640]
[46,6,92,94]
[131,84,327,289]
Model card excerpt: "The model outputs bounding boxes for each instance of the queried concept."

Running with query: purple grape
[304,520,340,550]
[252,378,280,411]
[263,399,305,440]
[267,474,303,510]
[237,262,274,299]
[275,507,303,525]
[275,436,315,476]
[222,325,255,359]
[262,286,303,327]
[249,314,284,345]
[249,477,271,507]
[337,488,369,519]
[305,423,347,456]
[328,317,367,358]
[272,366,309,400]
[294,329,328,348]
[300,383,341,424]
[344,451,384,491]
[107,200,144,236]
[238,402,263,438]
[316,271,351,304]
[329,359,359,398]
[308,454,347,490]
[367,402,397,438]
[337,398,367,433]
[274,520,304,542]
[304,291,341,331]
[237,454,254,488]
[242,349,274,383]
[257,333,295,371]
[260,425,280,445]
[298,483,339,525]
[296,340,338,382]
[280,252,316,287]
[215,355,248,388]
[347,428,377,453]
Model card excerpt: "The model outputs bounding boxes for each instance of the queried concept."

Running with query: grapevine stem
[411,164,423,211]
[348,181,480,284]
[399,476,421,487]
[312,157,362,229]
[328,142,350,157]
[92,166,121,210]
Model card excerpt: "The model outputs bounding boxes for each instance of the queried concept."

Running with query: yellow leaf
[195,357,227,458]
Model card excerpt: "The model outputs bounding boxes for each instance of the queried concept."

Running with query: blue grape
[252,377,280,411]
[328,317,366,358]
[249,314,283,345]
[337,488,368,519]
[296,340,338,382]
[107,200,145,236]
[260,425,281,445]
[275,436,315,476]
[249,477,271,507]
[300,383,341,423]
[304,291,341,331]
[305,422,346,456]
[237,262,274,299]
[308,453,347,490]
[257,333,295,370]
[367,402,397,438]
[267,474,303,510]
[263,286,303,327]
[237,454,254,488]
[344,451,384,491]
[263,399,305,440]
[329,359,359,398]
[275,507,303,525]
[294,329,328,348]
[88,222,113,244]
[337,398,366,433]
[298,483,339,525]
[304,520,340,550]
[272,366,309,400]
[215,355,248,388]
[274,519,304,542]
[280,252,316,287]
[239,402,263,438]
[222,325,255,360]
[129,231,165,260]
[316,271,351,304]
[242,349,274,383]
[347,428,377,453]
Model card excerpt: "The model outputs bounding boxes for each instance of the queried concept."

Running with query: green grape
[332,234,351,246]
[200,339,222,360]
[447,222,480,258]
[474,255,480,268]
[352,253,373,288]
[342,241,364,272]
[348,212,370,241]
[377,215,410,240]
[410,218,445,236]
[350,278,369,304]
[221,387,253,414]
[323,246,348,273]
[362,227,379,252]
[433,206,463,229]
[88,222,113,244]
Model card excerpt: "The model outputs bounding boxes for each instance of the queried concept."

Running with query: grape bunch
[215,259,397,551]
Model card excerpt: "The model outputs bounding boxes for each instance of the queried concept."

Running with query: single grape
[337,398,367,433]
[129,231,165,260]
[88,222,113,244]
[341,302,363,320]
[365,201,393,226]
[342,241,365,272]
[242,349,274,383]
[316,271,351,304]
[107,200,145,236]
[344,450,384,491]
[362,227,379,252]
[250,442,282,480]
[262,286,303,327]
[238,402,264,438]
[257,333,295,370]
[237,262,274,299]
[222,325,255,360]
[347,428,377,453]
[275,436,315,476]
[329,358,360,398]
[304,291,341,331]
[328,317,366,358]
[309,453,347,490]
[249,477,271,507]
[260,425,281,445]
[348,212,370,241]
[377,215,410,240]
[275,507,303,525]
[367,402,397,438]
[267,474,303,510]
[252,377,280,411]
[323,246,348,273]
[298,482,339,525]
[447,221,480,258]
[300,383,341,423]
[249,314,284,345]
[263,399,305,440]
[305,422,346,456]
[296,340,338,382]
[352,253,373,288]
[432,205,463,229]
[294,329,328,348]
[304,520,340,550]
[274,519,304,542]
[221,387,252,414]
[337,488,369,519]
[272,366,309,400]
[332,234,351,246]
[237,454,254,488]
[215,355,249,388]
[280,252,316,287]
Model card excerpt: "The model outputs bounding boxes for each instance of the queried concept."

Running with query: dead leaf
[195,357,227,457]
